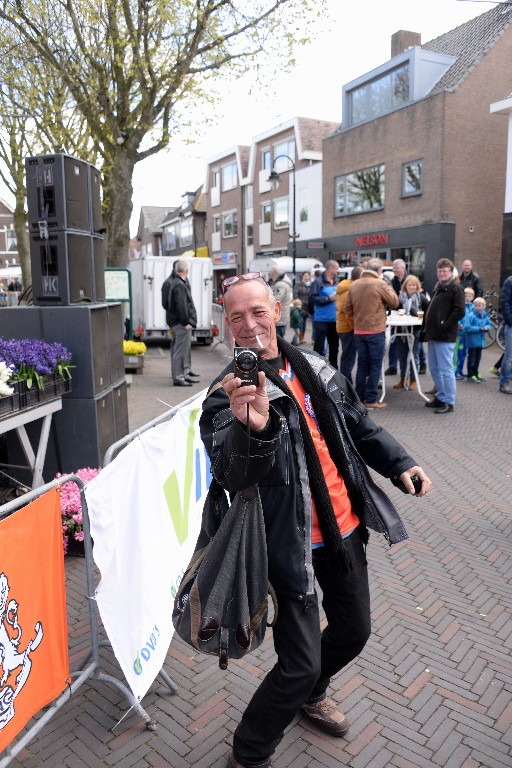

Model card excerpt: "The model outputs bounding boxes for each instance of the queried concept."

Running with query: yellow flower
[123,340,147,356]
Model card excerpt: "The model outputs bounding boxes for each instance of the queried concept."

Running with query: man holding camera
[200,273,431,768]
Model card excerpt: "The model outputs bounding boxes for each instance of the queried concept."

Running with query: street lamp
[268,154,297,287]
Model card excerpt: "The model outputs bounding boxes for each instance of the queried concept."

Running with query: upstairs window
[222,210,238,237]
[274,198,289,229]
[349,63,409,125]
[274,139,295,173]
[222,162,237,191]
[402,159,423,197]
[335,164,385,216]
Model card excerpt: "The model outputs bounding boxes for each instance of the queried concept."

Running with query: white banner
[85,390,210,700]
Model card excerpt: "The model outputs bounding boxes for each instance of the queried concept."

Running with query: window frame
[273,197,289,229]
[334,164,385,217]
[222,161,237,192]
[222,210,238,238]
[402,159,423,198]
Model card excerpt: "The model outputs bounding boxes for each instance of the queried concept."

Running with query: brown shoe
[364,400,388,409]
[301,697,349,737]
[393,378,404,389]
[408,379,417,390]
[425,386,437,395]
[227,751,274,768]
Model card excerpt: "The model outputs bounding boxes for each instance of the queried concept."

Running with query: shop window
[179,218,193,247]
[391,246,426,285]
[335,164,385,216]
[402,160,423,197]
[164,226,176,251]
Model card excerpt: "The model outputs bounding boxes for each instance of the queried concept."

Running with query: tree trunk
[104,148,136,267]
[14,195,30,289]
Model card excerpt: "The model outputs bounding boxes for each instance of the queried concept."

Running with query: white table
[0,398,62,488]
[380,315,429,402]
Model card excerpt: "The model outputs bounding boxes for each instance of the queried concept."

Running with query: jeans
[354,332,386,404]
[233,526,371,767]
[338,332,356,383]
[467,347,482,378]
[387,337,398,370]
[428,341,456,405]
[313,322,339,368]
[499,324,512,386]
[276,325,286,338]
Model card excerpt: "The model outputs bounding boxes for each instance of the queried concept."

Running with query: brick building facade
[204,117,337,286]
[321,5,512,292]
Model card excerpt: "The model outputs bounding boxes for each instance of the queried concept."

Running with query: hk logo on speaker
[42,277,58,296]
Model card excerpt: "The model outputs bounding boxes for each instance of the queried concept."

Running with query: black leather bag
[172,482,277,670]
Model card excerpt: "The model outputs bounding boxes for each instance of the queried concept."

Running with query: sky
[0,0,500,233]
[130,0,497,234]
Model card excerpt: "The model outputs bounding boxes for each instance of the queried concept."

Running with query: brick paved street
[4,339,512,768]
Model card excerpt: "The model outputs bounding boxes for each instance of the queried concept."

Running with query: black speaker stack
[4,154,130,480]
[26,153,106,304]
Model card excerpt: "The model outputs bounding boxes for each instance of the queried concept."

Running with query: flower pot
[0,382,21,420]
[18,375,72,409]
[124,355,144,374]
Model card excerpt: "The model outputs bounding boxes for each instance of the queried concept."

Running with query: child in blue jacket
[455,287,474,379]
[464,297,490,382]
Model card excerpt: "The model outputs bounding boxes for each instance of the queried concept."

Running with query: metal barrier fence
[0,474,168,766]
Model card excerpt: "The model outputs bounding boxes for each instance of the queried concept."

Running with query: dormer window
[349,64,410,126]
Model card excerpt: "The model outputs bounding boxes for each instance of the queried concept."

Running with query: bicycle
[482,286,505,350]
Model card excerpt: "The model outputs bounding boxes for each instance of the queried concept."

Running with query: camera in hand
[410,475,422,494]
[234,347,259,387]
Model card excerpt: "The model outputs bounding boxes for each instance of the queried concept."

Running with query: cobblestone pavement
[4,340,512,768]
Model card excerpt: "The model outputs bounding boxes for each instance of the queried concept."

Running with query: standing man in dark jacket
[423,258,465,413]
[200,273,431,768]
[499,274,512,394]
[459,259,484,297]
[309,260,339,368]
[165,259,199,387]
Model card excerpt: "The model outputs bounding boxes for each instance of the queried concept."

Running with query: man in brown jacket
[344,259,399,409]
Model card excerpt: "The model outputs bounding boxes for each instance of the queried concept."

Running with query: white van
[248,256,324,281]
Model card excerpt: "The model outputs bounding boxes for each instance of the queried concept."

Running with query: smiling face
[224,279,281,359]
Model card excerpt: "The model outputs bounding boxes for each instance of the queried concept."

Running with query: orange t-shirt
[279,360,360,543]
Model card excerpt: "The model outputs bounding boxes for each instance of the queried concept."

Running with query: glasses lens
[222,272,265,293]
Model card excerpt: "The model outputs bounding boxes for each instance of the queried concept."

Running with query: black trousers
[313,321,339,368]
[233,526,371,768]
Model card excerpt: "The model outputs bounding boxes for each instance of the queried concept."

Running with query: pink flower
[57,467,101,553]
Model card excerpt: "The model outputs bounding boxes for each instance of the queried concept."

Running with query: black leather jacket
[200,349,415,599]
[167,275,197,328]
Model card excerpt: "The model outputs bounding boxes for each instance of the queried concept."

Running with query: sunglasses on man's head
[221,272,267,294]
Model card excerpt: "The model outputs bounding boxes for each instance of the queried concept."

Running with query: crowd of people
[264,257,511,411]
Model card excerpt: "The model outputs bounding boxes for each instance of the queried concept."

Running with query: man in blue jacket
[200,273,431,768]
[499,274,512,394]
[309,260,339,367]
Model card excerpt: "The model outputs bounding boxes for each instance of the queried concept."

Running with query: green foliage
[0,0,325,266]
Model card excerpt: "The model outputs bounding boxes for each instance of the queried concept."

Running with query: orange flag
[0,487,70,752]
